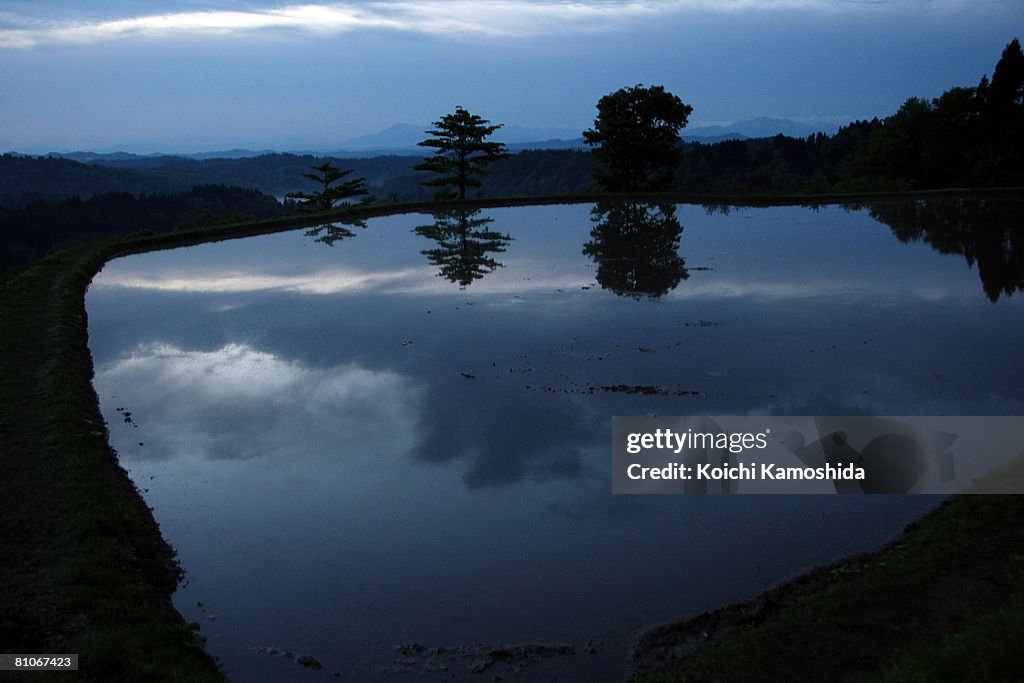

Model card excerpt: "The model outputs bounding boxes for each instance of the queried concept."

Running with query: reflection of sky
[95,342,423,462]
[92,205,995,303]
[87,202,1023,681]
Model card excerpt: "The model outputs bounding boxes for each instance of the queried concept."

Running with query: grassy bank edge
[632,492,1024,682]
[1,192,1022,681]
[1,241,225,681]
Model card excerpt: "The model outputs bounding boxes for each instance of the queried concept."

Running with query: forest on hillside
[0,185,289,275]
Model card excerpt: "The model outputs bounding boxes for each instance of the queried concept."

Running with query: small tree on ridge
[287,162,371,211]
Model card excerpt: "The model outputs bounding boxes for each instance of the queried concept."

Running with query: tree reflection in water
[860,198,1024,302]
[583,201,688,298]
[415,208,512,287]
[304,217,368,246]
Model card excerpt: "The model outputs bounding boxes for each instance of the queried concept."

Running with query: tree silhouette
[415,107,509,201]
[984,38,1024,112]
[583,85,693,192]
[287,162,371,210]
[977,38,1024,182]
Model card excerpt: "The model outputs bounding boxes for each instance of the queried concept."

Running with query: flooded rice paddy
[86,200,1024,681]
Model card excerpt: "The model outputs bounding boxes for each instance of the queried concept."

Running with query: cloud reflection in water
[96,342,424,463]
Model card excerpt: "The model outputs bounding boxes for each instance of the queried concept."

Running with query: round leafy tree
[584,84,693,192]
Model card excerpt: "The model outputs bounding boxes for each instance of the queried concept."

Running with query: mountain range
[327,117,850,155]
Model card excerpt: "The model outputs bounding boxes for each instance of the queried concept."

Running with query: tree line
[0,185,288,277]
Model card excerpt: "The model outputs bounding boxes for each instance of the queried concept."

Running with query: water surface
[86,200,1024,681]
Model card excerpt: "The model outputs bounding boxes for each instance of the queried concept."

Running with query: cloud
[0,2,637,48]
[95,340,607,490]
[0,0,987,49]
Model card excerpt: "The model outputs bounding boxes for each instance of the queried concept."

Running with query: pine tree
[976,38,1024,183]
[986,38,1024,111]
[287,162,370,211]
[415,107,508,201]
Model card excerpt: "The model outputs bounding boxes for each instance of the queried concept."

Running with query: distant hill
[682,133,750,144]
[16,153,425,202]
[56,149,282,162]
[321,118,833,154]
[332,122,586,154]
[50,151,163,163]
[332,123,425,153]
[505,138,588,152]
[18,149,595,203]
[0,154,186,207]
[1,183,288,276]
[376,148,598,201]
[686,116,849,141]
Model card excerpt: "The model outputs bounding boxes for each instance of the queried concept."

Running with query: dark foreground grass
[877,604,1024,682]
[1,196,1022,682]
[0,242,224,681]
[633,493,1024,683]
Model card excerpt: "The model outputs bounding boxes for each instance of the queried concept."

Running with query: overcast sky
[0,1,1020,153]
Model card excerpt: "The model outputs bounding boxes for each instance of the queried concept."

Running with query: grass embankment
[0,241,225,681]
[1,195,1022,681]
[633,494,1024,682]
